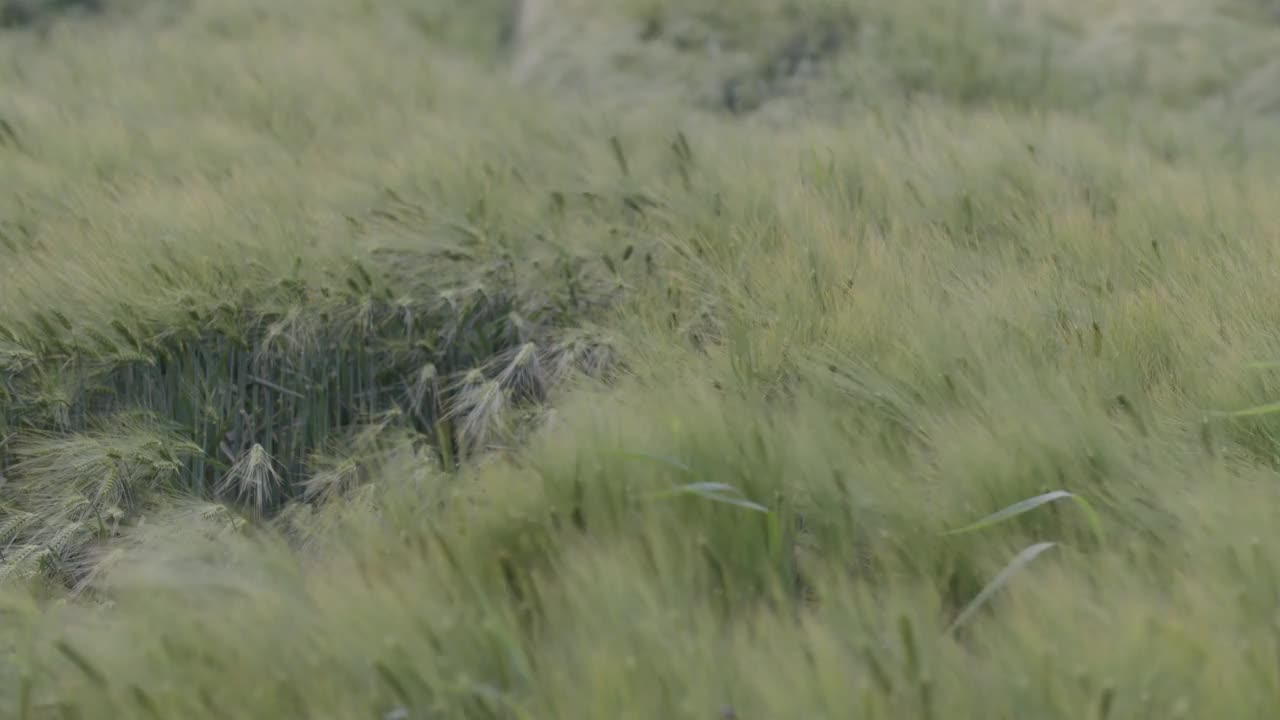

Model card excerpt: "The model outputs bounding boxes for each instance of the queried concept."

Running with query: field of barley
[4,0,1280,716]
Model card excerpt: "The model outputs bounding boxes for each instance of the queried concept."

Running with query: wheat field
[4,0,1280,717]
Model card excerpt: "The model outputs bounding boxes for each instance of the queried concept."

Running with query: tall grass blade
[1218,402,1280,418]
[944,490,1104,543]
[946,542,1058,635]
[615,451,769,511]
[650,482,770,514]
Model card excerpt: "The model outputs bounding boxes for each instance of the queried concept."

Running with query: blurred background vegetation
[4,0,1280,717]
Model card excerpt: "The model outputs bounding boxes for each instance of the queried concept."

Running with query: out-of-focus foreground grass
[6,0,1280,717]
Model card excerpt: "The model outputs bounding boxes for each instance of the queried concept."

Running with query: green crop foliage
[3,0,1280,717]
